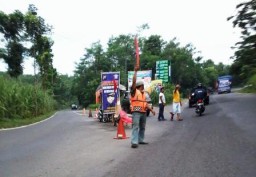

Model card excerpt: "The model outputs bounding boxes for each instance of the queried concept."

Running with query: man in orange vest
[130,66,155,148]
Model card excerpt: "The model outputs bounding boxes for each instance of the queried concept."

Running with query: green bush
[0,75,57,119]
[151,83,187,106]
[88,103,100,110]
[243,74,256,93]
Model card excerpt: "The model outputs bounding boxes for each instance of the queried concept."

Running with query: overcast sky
[0,0,245,76]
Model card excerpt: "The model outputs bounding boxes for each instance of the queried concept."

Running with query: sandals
[170,112,183,121]
[170,112,174,121]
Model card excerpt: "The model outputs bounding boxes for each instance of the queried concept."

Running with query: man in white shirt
[158,87,166,121]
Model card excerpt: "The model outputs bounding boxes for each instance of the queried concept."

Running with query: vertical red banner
[134,36,140,67]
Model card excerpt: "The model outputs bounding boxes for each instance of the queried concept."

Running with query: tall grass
[241,74,256,93]
[0,75,57,120]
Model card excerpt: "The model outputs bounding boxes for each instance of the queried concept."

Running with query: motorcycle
[195,99,205,116]
[97,106,104,122]
[97,106,111,123]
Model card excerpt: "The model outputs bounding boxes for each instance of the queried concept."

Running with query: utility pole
[125,57,127,89]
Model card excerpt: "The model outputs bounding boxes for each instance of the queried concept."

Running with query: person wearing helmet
[130,65,155,148]
[194,83,207,102]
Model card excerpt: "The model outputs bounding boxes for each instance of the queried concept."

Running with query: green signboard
[156,60,170,83]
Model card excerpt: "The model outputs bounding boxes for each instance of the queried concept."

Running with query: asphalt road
[0,92,255,177]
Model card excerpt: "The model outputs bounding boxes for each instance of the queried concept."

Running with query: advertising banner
[127,70,152,92]
[101,72,120,114]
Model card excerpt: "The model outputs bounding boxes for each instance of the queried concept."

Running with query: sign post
[101,72,120,114]
[155,60,171,83]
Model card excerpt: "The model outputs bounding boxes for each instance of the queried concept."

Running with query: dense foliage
[73,34,230,107]
[0,4,57,89]
[0,75,56,119]
[228,0,256,87]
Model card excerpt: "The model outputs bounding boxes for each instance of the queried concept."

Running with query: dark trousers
[158,103,165,120]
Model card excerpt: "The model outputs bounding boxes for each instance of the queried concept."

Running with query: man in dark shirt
[194,83,207,101]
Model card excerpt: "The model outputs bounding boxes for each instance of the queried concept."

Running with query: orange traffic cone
[88,109,92,117]
[114,110,132,139]
[114,118,128,139]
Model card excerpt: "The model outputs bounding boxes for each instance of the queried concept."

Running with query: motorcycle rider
[194,83,207,103]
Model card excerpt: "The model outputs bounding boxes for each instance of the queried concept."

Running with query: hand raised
[134,65,139,71]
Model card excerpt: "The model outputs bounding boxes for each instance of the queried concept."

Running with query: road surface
[0,92,255,177]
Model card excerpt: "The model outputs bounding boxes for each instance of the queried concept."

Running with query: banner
[101,72,120,114]
[127,70,152,92]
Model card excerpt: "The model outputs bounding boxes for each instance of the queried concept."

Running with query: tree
[5,41,24,77]
[0,4,56,89]
[24,4,56,89]
[162,39,200,88]
[0,10,25,78]
[52,74,76,108]
[141,35,165,76]
[143,35,163,56]
[228,0,256,83]
[73,32,232,107]
[72,42,106,107]
[106,35,134,87]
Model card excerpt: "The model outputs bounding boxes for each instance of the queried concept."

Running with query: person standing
[158,87,166,121]
[130,66,155,148]
[170,84,183,121]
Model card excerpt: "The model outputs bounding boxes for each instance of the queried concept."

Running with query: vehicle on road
[188,87,209,108]
[195,99,205,116]
[188,87,196,108]
[217,75,232,94]
[71,104,78,110]
[97,105,113,123]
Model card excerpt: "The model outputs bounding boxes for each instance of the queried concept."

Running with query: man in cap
[130,66,155,148]
[158,86,166,121]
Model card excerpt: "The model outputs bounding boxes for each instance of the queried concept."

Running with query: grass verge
[0,111,57,129]
[239,85,256,94]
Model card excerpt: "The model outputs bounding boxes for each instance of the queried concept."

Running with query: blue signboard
[101,72,120,114]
